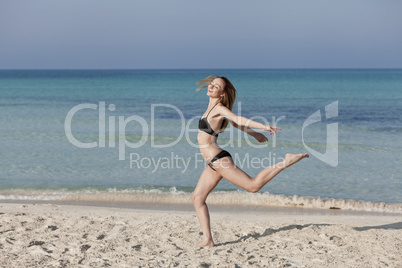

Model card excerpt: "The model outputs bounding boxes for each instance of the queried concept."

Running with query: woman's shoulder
[216,102,227,109]
[216,103,230,112]
[215,103,232,119]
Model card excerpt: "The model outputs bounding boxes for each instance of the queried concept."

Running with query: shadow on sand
[216,223,331,247]
[215,221,402,247]
[353,222,402,231]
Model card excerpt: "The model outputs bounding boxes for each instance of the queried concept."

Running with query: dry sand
[0,203,401,267]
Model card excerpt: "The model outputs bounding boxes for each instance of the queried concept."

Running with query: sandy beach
[0,202,401,267]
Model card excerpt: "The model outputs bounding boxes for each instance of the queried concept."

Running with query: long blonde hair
[196,74,237,131]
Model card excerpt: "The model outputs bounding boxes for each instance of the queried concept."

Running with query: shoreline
[1,188,401,214]
[1,199,400,217]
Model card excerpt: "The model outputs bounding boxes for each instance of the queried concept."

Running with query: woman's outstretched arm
[217,105,281,136]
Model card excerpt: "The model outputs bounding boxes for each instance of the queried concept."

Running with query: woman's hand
[253,132,269,143]
[263,125,281,136]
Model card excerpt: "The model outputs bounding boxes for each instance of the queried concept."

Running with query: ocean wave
[0,187,401,214]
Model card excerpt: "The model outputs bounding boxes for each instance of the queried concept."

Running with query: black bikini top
[199,103,225,137]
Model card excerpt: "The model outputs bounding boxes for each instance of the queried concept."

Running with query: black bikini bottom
[208,150,232,171]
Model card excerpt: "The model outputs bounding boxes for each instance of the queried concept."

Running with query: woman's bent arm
[231,122,269,143]
[231,121,259,136]
[218,105,281,135]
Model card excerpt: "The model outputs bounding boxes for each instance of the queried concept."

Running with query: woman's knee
[246,179,261,193]
[192,193,206,206]
[246,186,260,193]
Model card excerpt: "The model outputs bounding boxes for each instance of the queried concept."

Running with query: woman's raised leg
[192,165,223,247]
[213,153,309,193]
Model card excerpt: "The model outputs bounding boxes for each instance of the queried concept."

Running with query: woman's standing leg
[192,166,223,247]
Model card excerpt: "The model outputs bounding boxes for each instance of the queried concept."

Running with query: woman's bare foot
[193,239,215,248]
[281,153,309,169]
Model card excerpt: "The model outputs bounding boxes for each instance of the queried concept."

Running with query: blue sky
[1,0,401,69]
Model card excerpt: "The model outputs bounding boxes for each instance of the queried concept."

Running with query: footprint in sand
[80,244,91,252]
[132,244,142,251]
[28,240,45,247]
[48,225,58,231]
[96,234,105,240]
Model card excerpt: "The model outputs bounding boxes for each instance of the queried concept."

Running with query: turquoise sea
[0,69,401,213]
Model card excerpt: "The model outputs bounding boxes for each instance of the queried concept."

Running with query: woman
[193,75,309,247]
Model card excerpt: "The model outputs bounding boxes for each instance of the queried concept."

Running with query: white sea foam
[1,188,401,214]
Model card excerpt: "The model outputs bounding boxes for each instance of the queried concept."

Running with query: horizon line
[1,67,402,71]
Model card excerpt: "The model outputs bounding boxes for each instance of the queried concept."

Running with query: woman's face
[207,78,225,98]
